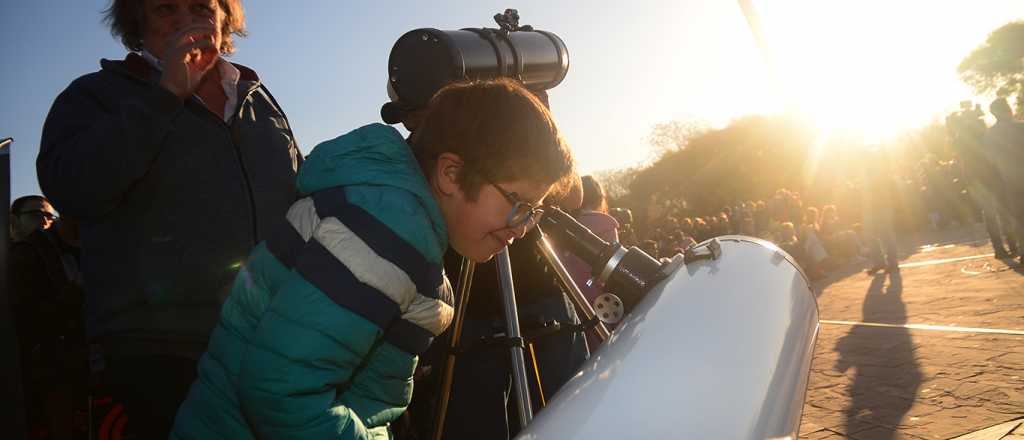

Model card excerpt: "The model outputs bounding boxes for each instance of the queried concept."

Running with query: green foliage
[958,21,1024,110]
[616,116,951,223]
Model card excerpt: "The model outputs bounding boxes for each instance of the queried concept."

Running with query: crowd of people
[614,189,865,280]
[607,97,1023,280]
[8,1,1023,439]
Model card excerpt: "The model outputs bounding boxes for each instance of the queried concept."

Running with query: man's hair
[990,97,1012,119]
[11,195,48,215]
[410,78,575,200]
[103,0,247,55]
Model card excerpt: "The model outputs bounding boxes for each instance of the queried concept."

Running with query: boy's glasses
[17,210,57,221]
[488,180,544,230]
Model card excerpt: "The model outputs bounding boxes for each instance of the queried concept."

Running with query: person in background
[863,151,900,275]
[10,196,87,439]
[950,99,1017,258]
[10,195,56,243]
[561,176,620,348]
[985,97,1024,264]
[609,207,638,247]
[36,1,302,436]
[640,239,660,259]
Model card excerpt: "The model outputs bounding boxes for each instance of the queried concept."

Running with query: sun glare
[750,0,986,144]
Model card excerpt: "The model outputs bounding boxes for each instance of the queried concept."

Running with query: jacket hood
[298,123,447,261]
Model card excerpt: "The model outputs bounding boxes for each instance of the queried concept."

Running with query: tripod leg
[496,247,534,429]
[535,232,611,341]
[431,258,475,440]
[527,342,546,408]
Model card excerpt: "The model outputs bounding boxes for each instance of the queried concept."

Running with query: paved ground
[798,225,1024,439]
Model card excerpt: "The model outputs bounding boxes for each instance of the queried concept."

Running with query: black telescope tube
[539,207,665,305]
[538,206,613,266]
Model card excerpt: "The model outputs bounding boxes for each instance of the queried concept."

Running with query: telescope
[438,205,819,439]
[515,208,820,439]
[381,9,569,124]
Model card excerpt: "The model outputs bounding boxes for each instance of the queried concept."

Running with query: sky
[1,0,1020,201]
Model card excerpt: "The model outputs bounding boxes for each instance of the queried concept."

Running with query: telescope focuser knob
[593,293,625,324]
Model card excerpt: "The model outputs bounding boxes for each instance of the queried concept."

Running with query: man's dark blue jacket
[37,53,302,359]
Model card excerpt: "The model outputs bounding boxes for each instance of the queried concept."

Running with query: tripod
[431,226,611,439]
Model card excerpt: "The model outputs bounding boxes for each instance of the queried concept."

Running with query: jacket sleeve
[237,277,382,440]
[37,76,185,218]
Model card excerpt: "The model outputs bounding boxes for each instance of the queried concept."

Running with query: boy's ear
[433,152,464,197]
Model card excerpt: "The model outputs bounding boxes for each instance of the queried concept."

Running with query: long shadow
[833,269,923,438]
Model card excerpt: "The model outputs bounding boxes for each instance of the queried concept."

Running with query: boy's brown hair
[409,78,575,201]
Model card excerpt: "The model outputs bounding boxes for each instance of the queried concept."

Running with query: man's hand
[158,23,220,99]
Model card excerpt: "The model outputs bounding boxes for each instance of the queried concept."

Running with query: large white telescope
[517,209,819,439]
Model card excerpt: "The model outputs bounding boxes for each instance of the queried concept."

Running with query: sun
[745,0,983,144]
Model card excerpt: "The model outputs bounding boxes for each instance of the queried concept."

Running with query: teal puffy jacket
[171,124,452,439]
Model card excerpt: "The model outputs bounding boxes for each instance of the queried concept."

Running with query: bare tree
[646,119,711,158]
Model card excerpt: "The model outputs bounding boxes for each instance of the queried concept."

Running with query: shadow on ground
[833,270,923,438]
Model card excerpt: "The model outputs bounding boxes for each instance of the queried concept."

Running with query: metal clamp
[684,238,723,264]
[599,245,628,284]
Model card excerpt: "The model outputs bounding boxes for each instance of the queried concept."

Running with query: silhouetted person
[950,101,1017,258]
[984,98,1024,264]
[10,196,86,439]
[862,152,899,274]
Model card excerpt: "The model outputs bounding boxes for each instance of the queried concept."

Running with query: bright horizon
[2,1,1020,200]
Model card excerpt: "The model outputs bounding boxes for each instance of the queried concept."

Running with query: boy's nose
[508,223,530,241]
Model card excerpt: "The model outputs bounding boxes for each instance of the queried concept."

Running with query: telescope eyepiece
[538,207,664,309]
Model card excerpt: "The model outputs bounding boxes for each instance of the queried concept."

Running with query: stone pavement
[798,225,1024,439]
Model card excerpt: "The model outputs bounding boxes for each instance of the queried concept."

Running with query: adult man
[9,195,56,242]
[36,1,301,436]
[10,196,85,438]
[949,102,1017,258]
[985,98,1024,264]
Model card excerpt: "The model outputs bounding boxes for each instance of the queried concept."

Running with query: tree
[595,166,640,203]
[646,119,710,158]
[958,21,1024,114]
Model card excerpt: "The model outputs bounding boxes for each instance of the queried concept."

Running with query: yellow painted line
[820,320,1024,336]
[898,253,995,269]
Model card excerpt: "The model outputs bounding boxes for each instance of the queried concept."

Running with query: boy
[171,78,575,439]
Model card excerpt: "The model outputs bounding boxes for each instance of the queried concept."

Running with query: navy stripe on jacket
[294,238,401,330]
[312,187,443,298]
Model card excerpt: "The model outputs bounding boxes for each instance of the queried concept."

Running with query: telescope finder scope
[382,9,569,124]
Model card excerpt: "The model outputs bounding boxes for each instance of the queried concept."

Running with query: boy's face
[433,157,551,262]
[453,180,550,262]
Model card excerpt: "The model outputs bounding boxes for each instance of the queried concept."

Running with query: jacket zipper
[201,86,262,246]
[113,59,264,245]
[229,121,260,245]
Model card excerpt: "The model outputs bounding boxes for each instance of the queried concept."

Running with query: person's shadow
[833,269,922,438]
